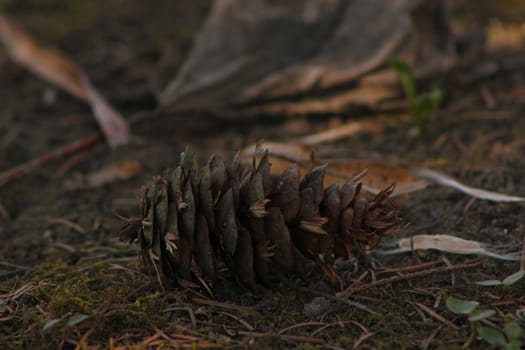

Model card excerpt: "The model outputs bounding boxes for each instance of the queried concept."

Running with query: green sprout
[446,296,523,349]
[390,57,443,128]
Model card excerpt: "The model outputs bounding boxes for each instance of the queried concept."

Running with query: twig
[238,331,324,345]
[276,272,378,315]
[0,133,103,186]
[309,320,356,337]
[0,261,33,271]
[216,311,255,331]
[192,297,261,318]
[375,259,443,275]
[279,322,325,335]
[0,109,159,187]
[413,302,458,329]
[0,200,10,220]
[48,217,86,234]
[293,120,382,145]
[419,325,443,350]
[520,233,525,271]
[336,261,481,298]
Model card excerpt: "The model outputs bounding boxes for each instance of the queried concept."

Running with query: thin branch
[0,109,158,187]
[337,261,481,298]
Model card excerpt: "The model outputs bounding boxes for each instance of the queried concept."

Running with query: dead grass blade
[413,168,525,202]
[376,234,521,261]
[0,15,129,148]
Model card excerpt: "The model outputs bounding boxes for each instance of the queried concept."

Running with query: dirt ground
[1,1,525,349]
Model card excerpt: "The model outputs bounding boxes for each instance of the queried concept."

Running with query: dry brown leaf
[244,141,525,201]
[293,119,383,145]
[242,142,312,164]
[0,15,129,148]
[241,141,418,196]
[242,79,399,116]
[486,20,525,52]
[160,0,457,113]
[86,160,142,187]
[325,160,425,195]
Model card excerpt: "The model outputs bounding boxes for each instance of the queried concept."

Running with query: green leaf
[468,309,496,322]
[428,86,443,108]
[505,321,524,340]
[446,296,479,315]
[477,326,507,346]
[502,271,525,286]
[475,279,502,286]
[507,339,523,350]
[67,314,89,327]
[42,318,61,331]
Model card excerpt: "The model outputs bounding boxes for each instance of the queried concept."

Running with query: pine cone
[120,150,400,289]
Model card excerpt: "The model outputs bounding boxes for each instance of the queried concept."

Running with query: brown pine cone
[120,150,400,290]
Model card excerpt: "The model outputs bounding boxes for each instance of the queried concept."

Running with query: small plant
[446,297,523,349]
[390,57,443,128]
[42,313,89,332]
[476,270,525,288]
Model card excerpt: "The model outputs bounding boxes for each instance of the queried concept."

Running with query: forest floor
[1,1,525,349]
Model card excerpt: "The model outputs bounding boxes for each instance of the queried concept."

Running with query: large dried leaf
[326,161,417,195]
[243,141,418,196]
[0,15,129,148]
[160,0,457,114]
[243,141,525,201]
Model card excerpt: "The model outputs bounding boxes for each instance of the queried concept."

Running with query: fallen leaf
[86,160,142,187]
[0,15,129,148]
[243,142,525,201]
[241,141,420,196]
[160,0,457,113]
[293,119,383,145]
[326,160,418,194]
[486,19,525,52]
[376,234,521,261]
[242,142,312,164]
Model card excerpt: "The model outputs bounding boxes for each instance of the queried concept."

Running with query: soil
[1,1,525,349]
